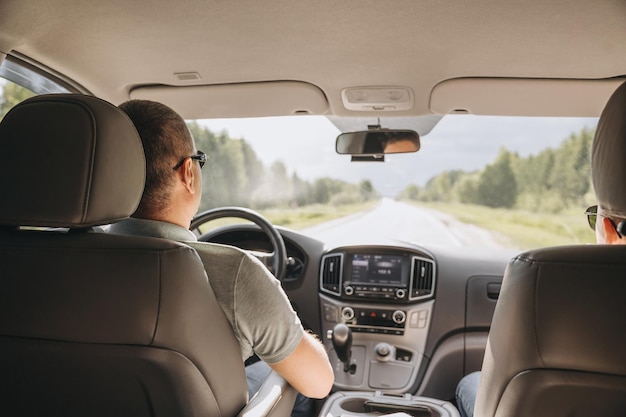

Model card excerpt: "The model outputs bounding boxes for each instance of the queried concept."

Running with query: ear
[180,157,199,195]
[601,216,622,244]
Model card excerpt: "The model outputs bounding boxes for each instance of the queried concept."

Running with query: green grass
[416,202,596,250]
[258,201,379,230]
[197,201,379,234]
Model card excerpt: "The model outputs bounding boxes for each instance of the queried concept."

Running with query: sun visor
[130,81,329,119]
[430,78,626,117]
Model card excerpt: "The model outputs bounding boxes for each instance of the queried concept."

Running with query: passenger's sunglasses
[585,205,600,231]
[585,205,624,238]
[172,150,207,170]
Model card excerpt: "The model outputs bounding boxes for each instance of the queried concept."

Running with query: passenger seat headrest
[592,81,626,218]
[0,94,145,228]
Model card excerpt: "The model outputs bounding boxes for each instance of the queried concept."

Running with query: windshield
[192,115,598,250]
[0,55,600,251]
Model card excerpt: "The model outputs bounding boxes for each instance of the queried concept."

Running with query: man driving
[109,99,334,416]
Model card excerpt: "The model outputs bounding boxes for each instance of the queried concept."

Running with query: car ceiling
[0,1,625,122]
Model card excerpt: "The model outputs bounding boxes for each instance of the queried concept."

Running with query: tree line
[188,122,378,211]
[398,127,595,212]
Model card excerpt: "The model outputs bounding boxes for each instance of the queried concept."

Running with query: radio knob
[395,289,406,299]
[344,286,354,296]
[341,307,355,321]
[392,310,406,324]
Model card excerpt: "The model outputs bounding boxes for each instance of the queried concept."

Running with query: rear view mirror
[336,129,420,156]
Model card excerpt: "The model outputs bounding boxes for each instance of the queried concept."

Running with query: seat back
[475,245,626,417]
[0,94,248,416]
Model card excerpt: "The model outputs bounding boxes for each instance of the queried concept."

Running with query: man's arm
[268,330,334,399]
[211,249,334,398]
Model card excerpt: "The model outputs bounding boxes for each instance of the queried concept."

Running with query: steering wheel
[190,206,288,281]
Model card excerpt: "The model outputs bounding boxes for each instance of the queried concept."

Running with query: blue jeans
[455,371,481,417]
[246,361,315,417]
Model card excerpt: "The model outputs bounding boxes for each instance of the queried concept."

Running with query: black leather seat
[474,246,626,417]
[0,94,295,417]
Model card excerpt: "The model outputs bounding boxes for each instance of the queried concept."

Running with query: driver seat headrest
[0,94,145,228]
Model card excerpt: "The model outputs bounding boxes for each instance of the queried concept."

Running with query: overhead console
[319,246,436,394]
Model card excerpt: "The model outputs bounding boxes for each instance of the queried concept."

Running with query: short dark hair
[119,99,195,218]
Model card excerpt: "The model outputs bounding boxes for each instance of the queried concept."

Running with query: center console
[319,247,436,393]
[318,247,459,417]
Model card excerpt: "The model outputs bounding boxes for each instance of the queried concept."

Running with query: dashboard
[200,223,516,400]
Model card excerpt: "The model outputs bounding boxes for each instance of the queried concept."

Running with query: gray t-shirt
[109,218,303,364]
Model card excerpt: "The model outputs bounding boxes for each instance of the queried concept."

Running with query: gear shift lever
[332,323,355,373]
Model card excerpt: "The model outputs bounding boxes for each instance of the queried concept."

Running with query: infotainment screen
[349,254,407,286]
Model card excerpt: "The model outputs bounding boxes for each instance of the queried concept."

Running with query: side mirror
[336,129,420,157]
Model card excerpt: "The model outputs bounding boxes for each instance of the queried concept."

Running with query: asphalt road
[303,198,509,248]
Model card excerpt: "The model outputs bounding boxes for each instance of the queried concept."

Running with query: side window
[0,56,72,121]
[0,79,36,120]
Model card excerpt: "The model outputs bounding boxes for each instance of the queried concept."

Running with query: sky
[197,114,599,197]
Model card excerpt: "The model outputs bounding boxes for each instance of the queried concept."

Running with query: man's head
[591,81,626,244]
[119,99,203,227]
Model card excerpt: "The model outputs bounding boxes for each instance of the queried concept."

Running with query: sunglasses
[585,205,624,238]
[172,150,207,170]
[585,205,600,231]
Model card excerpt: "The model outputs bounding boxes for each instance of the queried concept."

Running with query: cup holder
[337,396,439,417]
[324,392,459,417]
[340,398,368,413]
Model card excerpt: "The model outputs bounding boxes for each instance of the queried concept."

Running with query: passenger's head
[591,81,626,244]
[119,99,203,227]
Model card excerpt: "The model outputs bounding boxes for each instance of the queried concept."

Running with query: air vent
[320,254,343,296]
[410,257,436,300]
